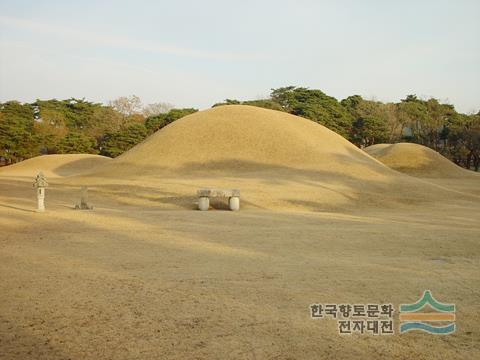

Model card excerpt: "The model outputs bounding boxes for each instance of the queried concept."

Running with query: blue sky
[0,0,479,112]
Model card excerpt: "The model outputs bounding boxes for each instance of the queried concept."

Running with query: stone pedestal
[36,187,45,212]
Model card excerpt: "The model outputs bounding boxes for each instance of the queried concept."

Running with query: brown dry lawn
[0,177,479,360]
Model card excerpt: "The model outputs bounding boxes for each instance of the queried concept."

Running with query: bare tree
[143,102,174,117]
[108,95,143,119]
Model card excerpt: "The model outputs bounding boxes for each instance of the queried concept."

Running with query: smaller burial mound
[0,154,112,178]
[364,143,475,178]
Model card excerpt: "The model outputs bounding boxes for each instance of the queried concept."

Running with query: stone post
[33,172,48,212]
[75,186,93,210]
[228,196,240,211]
[81,186,89,208]
[198,197,210,211]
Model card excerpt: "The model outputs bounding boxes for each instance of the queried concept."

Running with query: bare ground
[0,178,479,360]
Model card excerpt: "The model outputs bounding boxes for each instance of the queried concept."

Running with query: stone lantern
[33,172,48,212]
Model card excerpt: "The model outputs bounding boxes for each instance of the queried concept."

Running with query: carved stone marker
[75,186,93,210]
[33,172,48,212]
[197,188,240,211]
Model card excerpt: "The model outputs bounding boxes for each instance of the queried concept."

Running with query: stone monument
[33,172,48,212]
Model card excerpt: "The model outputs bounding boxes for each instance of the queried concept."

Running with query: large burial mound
[364,143,476,178]
[0,154,112,178]
[96,105,391,177]
[80,105,475,211]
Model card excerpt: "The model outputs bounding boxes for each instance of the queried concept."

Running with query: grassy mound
[0,154,112,178]
[364,143,476,178]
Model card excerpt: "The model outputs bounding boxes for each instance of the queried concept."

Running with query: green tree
[396,95,455,150]
[242,99,285,111]
[57,132,97,154]
[145,108,198,134]
[34,98,100,130]
[100,123,148,157]
[0,101,36,163]
[350,116,388,147]
[396,97,427,142]
[212,99,241,107]
[33,108,68,153]
[88,106,124,138]
[341,95,389,146]
[213,98,284,111]
[424,99,455,151]
[447,113,480,170]
[271,86,353,137]
[145,114,169,133]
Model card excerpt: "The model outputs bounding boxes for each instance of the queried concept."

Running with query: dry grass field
[1,106,479,359]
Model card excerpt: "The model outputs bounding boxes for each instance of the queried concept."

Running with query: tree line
[1,88,479,171]
[0,95,197,163]
[216,87,480,171]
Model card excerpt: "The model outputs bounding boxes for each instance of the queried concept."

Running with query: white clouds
[0,15,266,61]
